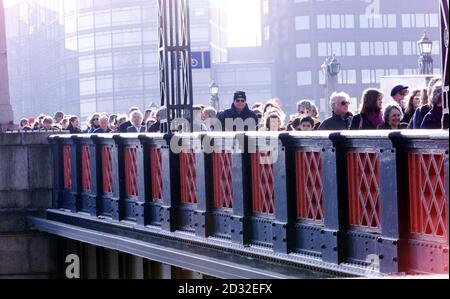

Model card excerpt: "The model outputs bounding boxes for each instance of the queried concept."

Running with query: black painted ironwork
[158,0,193,134]
[440,0,449,129]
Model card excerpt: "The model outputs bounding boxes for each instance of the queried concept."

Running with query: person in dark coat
[350,88,384,130]
[402,89,421,124]
[67,116,82,134]
[127,110,146,133]
[119,107,140,133]
[421,85,443,129]
[217,91,258,131]
[318,92,353,131]
[390,85,409,114]
[93,115,112,134]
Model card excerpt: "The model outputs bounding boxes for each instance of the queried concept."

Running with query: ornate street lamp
[209,81,220,110]
[418,30,434,74]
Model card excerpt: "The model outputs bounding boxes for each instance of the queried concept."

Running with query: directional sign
[191,51,211,69]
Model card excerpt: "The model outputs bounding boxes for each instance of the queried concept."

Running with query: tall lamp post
[418,30,434,74]
[209,81,220,111]
[321,55,341,118]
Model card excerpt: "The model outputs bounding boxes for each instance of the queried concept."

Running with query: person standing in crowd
[193,105,207,132]
[217,91,258,131]
[402,89,421,124]
[42,116,56,130]
[119,107,140,133]
[296,100,320,128]
[54,111,64,124]
[299,116,315,131]
[93,115,112,134]
[147,107,164,133]
[33,114,46,130]
[86,113,101,133]
[202,106,218,131]
[378,104,406,130]
[350,88,384,130]
[19,118,29,130]
[287,117,302,131]
[390,85,409,113]
[127,110,146,133]
[261,112,285,131]
[318,92,353,131]
[410,78,441,129]
[421,84,443,129]
[60,117,69,130]
[67,116,81,134]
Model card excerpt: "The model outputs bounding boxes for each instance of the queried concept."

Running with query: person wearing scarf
[350,88,384,130]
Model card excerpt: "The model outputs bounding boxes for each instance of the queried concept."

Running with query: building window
[361,69,398,84]
[297,71,312,86]
[360,14,397,28]
[295,16,310,30]
[401,13,439,28]
[338,69,357,84]
[264,26,270,41]
[317,14,354,29]
[318,42,355,57]
[360,41,398,56]
[296,43,311,58]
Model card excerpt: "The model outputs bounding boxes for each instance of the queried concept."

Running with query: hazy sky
[3,0,262,47]
[225,0,262,48]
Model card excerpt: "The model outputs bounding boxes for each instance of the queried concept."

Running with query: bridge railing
[48,130,449,276]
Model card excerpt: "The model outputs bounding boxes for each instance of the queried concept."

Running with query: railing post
[245,132,288,253]
[93,135,120,221]
[283,132,342,264]
[331,131,401,275]
[113,135,146,225]
[57,136,80,212]
[48,135,62,210]
[391,130,449,275]
[76,135,99,216]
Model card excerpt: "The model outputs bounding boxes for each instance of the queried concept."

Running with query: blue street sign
[191,51,211,69]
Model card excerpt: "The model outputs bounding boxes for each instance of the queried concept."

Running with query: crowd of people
[19,76,444,134]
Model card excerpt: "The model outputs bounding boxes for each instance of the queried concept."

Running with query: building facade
[261,0,442,116]
[5,0,275,122]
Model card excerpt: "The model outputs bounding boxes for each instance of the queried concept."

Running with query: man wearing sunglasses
[391,85,409,113]
[318,92,353,131]
[217,91,258,131]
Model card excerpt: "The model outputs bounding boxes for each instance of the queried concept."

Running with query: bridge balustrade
[48,130,449,276]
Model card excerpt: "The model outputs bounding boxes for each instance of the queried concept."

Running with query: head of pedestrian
[265,112,283,131]
[233,91,247,112]
[20,118,29,129]
[297,100,313,117]
[69,116,79,129]
[99,115,110,131]
[89,113,101,129]
[391,85,409,107]
[330,92,351,117]
[54,111,64,123]
[383,104,403,129]
[42,117,54,130]
[300,116,315,131]
[130,110,143,128]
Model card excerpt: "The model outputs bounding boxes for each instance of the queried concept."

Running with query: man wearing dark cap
[391,85,409,113]
[217,91,258,131]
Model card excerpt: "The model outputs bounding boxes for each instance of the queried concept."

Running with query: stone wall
[0,132,57,278]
